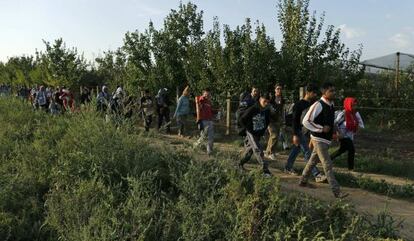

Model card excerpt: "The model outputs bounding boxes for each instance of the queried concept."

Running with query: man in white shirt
[299,82,348,199]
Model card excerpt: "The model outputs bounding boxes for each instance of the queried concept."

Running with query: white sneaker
[284,168,298,176]
[315,174,327,183]
[265,154,277,161]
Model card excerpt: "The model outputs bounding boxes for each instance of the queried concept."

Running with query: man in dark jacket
[265,83,285,160]
[284,83,327,183]
[156,88,171,133]
[140,89,155,131]
[236,86,260,136]
[238,93,272,176]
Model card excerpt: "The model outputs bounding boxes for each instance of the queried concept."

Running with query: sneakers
[334,192,349,199]
[315,174,328,183]
[265,153,277,161]
[284,168,298,176]
[263,168,272,177]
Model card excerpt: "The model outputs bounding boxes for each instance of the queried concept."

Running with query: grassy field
[0,97,406,241]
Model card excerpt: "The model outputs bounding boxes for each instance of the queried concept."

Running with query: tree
[0,56,36,86]
[277,0,363,90]
[36,38,88,88]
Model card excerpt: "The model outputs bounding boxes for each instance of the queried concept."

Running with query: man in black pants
[140,90,155,131]
[238,93,272,176]
[156,88,171,133]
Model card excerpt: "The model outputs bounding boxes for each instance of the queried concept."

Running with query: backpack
[300,106,311,135]
[156,94,165,107]
[284,103,295,127]
[236,97,252,136]
[335,110,345,127]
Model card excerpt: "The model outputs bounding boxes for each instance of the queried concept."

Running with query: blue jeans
[285,133,320,177]
[195,120,214,155]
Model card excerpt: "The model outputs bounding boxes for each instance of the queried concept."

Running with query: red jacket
[60,91,75,112]
[197,96,214,121]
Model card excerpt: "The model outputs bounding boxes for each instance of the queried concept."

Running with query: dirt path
[271,153,414,186]
[159,134,414,240]
[263,165,414,240]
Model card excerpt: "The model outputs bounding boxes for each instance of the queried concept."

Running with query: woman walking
[174,86,190,137]
[330,97,365,170]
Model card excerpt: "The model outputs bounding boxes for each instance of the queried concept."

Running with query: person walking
[299,82,348,198]
[238,93,272,176]
[140,89,155,132]
[283,83,327,182]
[194,88,216,155]
[35,86,48,112]
[330,97,365,170]
[174,86,191,137]
[156,88,171,133]
[97,86,111,113]
[60,88,75,112]
[236,86,260,136]
[265,83,285,160]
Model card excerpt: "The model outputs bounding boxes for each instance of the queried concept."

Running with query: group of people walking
[14,85,79,114]
[236,82,364,198]
[6,81,364,198]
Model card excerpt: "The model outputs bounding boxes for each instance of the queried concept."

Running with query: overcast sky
[1,0,413,62]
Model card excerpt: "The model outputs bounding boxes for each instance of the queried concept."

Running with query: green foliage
[335,172,414,201]
[0,97,403,240]
[277,0,363,90]
[333,149,414,180]
[1,0,363,103]
[0,56,36,86]
[35,38,88,88]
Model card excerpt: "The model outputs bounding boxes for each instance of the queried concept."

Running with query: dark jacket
[311,100,335,141]
[240,103,271,137]
[269,95,285,122]
[292,99,312,136]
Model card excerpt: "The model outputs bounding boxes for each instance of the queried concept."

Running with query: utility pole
[395,52,400,90]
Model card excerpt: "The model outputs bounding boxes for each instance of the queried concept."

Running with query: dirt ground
[356,130,414,161]
[159,133,414,240]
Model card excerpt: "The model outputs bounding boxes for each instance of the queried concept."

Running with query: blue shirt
[174,95,190,117]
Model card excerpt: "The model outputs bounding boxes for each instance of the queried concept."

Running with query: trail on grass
[161,134,414,240]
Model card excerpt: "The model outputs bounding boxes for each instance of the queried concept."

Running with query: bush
[0,97,403,240]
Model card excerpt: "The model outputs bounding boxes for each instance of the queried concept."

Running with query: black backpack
[284,103,295,127]
[236,97,251,136]
[300,106,311,135]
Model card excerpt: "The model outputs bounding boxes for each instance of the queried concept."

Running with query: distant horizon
[1,0,413,63]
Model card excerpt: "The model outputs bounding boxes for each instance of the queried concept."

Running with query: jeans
[195,120,214,154]
[176,115,187,135]
[285,133,320,177]
[300,141,340,196]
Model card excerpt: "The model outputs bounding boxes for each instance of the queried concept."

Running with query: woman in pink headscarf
[331,97,364,170]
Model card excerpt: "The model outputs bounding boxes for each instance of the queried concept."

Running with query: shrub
[0,97,404,240]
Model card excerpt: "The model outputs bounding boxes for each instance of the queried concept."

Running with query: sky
[0,0,413,63]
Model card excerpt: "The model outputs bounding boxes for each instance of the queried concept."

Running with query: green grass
[330,151,414,180]
[335,173,414,201]
[0,97,404,241]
